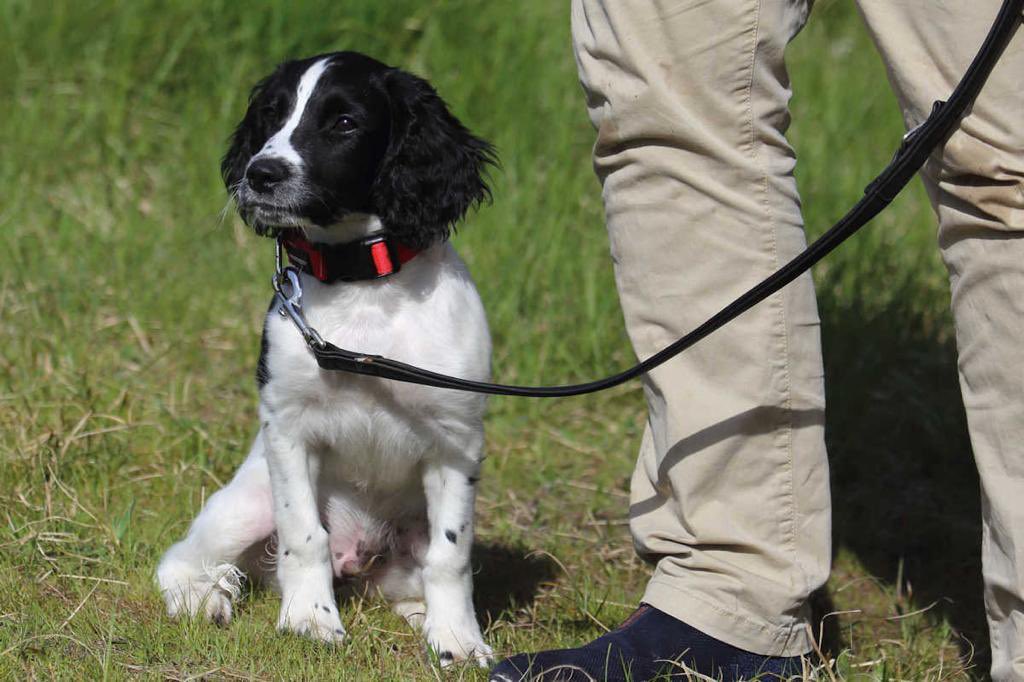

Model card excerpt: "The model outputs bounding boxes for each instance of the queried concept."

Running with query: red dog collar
[280,230,419,283]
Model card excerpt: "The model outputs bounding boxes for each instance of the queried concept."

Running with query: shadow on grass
[816,279,986,671]
[235,540,558,628]
[473,542,561,625]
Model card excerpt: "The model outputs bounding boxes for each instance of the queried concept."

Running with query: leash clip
[272,266,327,349]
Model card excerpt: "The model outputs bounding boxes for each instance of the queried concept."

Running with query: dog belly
[323,491,426,577]
[260,376,436,578]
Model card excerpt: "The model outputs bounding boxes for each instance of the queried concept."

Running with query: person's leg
[492,0,830,678]
[855,3,1024,679]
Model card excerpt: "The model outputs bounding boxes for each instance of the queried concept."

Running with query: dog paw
[277,590,346,644]
[424,618,494,668]
[168,585,234,625]
[157,559,242,625]
[392,599,427,630]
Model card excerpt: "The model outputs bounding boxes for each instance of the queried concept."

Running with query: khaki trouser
[571,0,1024,677]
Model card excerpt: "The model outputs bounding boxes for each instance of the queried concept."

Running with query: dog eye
[260,97,286,124]
[334,115,358,133]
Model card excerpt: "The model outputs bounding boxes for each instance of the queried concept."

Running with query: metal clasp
[272,265,327,349]
[275,237,285,278]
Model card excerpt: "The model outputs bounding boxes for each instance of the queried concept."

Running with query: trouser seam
[744,0,802,582]
[981,502,1003,661]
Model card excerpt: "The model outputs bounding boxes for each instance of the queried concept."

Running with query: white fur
[254,58,331,169]
[157,212,495,665]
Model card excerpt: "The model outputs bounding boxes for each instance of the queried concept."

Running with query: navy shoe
[489,604,803,681]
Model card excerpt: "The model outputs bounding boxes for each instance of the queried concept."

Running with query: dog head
[223,51,495,249]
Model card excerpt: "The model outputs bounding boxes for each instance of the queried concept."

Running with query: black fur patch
[370,68,496,249]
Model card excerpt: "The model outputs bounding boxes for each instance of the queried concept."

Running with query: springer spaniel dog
[157,51,496,666]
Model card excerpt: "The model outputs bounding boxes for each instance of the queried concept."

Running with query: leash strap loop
[283,0,1022,397]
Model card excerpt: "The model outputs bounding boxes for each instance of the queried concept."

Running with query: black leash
[277,0,1022,398]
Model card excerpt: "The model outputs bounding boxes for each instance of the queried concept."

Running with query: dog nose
[246,158,290,193]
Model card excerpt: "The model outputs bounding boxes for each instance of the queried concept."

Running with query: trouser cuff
[643,577,815,657]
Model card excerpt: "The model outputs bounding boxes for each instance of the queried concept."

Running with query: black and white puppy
[157,51,496,666]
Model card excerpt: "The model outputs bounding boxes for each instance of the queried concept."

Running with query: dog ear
[221,72,279,194]
[372,69,496,249]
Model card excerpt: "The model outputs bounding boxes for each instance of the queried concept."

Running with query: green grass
[0,0,983,679]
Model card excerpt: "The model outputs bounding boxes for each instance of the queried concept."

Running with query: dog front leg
[421,448,492,667]
[262,412,345,643]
